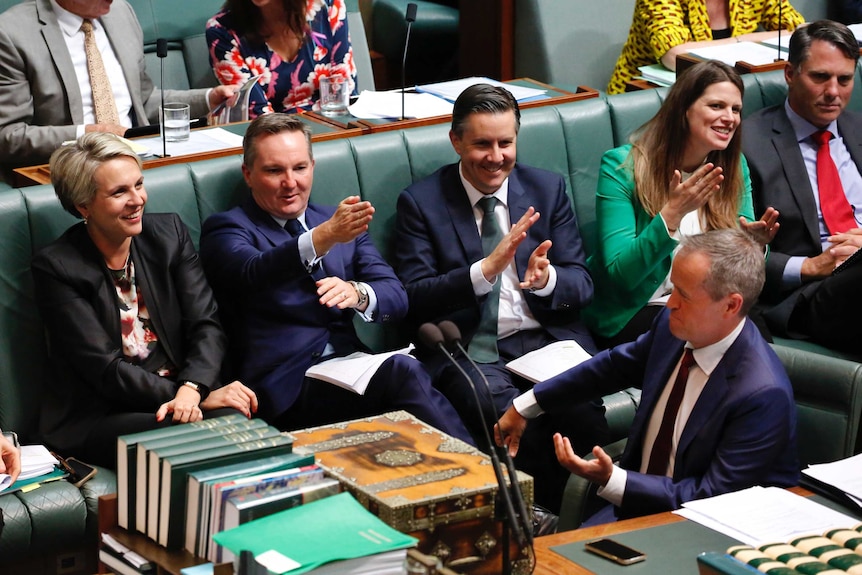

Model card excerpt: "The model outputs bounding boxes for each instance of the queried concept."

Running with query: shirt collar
[458,162,509,208]
[271,212,308,231]
[51,0,94,37]
[784,99,839,143]
[688,318,745,377]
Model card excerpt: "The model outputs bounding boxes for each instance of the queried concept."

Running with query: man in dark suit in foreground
[200,114,471,443]
[497,229,799,524]
[742,20,862,354]
[394,84,608,511]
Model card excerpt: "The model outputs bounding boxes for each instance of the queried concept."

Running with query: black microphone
[438,320,534,550]
[400,3,417,121]
[417,323,530,558]
[156,38,169,158]
[775,1,783,62]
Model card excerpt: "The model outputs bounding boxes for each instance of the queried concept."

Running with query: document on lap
[504,339,592,384]
[304,344,415,395]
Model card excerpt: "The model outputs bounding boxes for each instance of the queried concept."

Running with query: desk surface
[531,486,814,575]
[12,114,361,188]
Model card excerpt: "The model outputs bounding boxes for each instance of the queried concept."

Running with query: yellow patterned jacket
[607,0,804,94]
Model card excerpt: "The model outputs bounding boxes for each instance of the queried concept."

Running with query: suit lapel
[773,111,821,248]
[508,168,531,277]
[839,114,862,180]
[37,0,83,123]
[442,168,484,262]
[101,8,143,125]
[243,197,292,248]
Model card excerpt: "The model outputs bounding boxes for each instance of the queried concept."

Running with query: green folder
[213,492,417,574]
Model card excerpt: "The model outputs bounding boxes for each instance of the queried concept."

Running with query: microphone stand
[417,324,530,575]
[437,322,535,558]
[401,3,417,121]
[156,38,169,158]
[775,0,783,62]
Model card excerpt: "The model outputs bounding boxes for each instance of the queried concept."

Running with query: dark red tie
[647,348,696,476]
[814,130,856,235]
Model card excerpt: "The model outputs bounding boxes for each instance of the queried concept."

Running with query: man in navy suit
[200,114,471,443]
[497,229,799,523]
[394,84,608,511]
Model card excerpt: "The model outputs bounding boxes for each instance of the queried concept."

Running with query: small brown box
[291,411,534,575]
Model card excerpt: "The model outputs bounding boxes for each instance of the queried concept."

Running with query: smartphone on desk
[584,538,646,565]
[58,456,97,488]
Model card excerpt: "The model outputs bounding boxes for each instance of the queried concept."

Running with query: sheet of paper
[637,64,676,87]
[416,76,546,103]
[802,453,862,500]
[19,445,60,480]
[759,34,791,51]
[348,90,454,119]
[674,486,859,546]
[504,340,592,383]
[134,127,245,157]
[688,42,785,67]
[849,23,862,42]
[304,345,415,395]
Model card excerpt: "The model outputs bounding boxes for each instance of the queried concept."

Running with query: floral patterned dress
[206,0,356,118]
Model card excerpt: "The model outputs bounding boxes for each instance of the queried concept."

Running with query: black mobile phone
[63,457,98,487]
[584,538,646,565]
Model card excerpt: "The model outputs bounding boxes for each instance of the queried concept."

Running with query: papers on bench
[675,486,859,547]
[348,90,454,119]
[133,127,244,158]
[637,64,676,87]
[802,453,862,508]
[504,339,592,383]
[688,42,784,67]
[416,76,547,103]
[304,345,415,395]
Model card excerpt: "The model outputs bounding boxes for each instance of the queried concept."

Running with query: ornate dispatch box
[291,411,534,575]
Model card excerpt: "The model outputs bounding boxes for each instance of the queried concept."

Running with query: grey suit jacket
[0,0,208,173]
[743,104,862,329]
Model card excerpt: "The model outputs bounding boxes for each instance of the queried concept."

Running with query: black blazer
[32,214,226,453]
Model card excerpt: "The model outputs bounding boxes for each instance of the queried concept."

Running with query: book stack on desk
[214,492,417,575]
[114,415,300,551]
[721,524,862,574]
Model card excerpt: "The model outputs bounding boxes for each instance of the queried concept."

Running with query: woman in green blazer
[584,60,777,347]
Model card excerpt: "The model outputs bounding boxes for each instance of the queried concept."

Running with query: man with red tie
[495,229,799,524]
[743,20,862,354]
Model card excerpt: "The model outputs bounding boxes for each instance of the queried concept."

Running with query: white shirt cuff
[782,256,805,290]
[76,125,86,138]
[354,282,377,322]
[512,389,544,419]
[470,259,495,296]
[596,464,626,507]
[528,264,557,297]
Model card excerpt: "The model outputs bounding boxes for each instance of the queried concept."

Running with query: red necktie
[814,130,856,235]
[646,348,696,476]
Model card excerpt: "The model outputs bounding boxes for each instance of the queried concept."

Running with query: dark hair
[243,113,313,168]
[223,0,307,46]
[630,60,745,231]
[679,229,765,315]
[451,84,521,137]
[788,20,860,69]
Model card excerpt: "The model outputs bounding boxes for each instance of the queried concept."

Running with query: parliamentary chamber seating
[1,0,861,572]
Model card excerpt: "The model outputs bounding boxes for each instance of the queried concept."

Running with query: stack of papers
[675,486,859,546]
[0,445,61,494]
[637,64,676,87]
[688,42,784,67]
[305,344,415,395]
[133,127,245,158]
[416,76,547,103]
[348,91,453,120]
[504,340,592,383]
[802,453,862,509]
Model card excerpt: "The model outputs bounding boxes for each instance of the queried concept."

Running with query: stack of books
[214,492,417,575]
[111,414,340,565]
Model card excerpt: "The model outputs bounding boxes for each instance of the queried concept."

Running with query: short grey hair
[678,229,765,315]
[243,113,313,169]
[49,132,142,218]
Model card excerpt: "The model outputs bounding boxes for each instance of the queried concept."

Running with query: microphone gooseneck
[156,38,169,158]
[401,3,417,121]
[437,320,534,550]
[776,1,783,62]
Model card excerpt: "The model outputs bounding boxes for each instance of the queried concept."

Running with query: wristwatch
[179,380,209,400]
[349,280,369,308]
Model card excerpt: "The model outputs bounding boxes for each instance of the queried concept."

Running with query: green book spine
[134,417,267,534]
[223,478,340,534]
[158,434,296,549]
[146,426,283,542]
[791,535,862,572]
[759,543,844,575]
[117,413,245,530]
[727,546,804,575]
[697,551,773,575]
[184,451,315,556]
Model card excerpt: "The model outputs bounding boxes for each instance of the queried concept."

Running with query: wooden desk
[676,53,787,77]
[532,486,814,575]
[12,114,363,187]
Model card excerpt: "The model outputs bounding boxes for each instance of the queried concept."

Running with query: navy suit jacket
[535,309,799,518]
[743,105,862,329]
[200,199,408,419]
[394,162,595,361]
